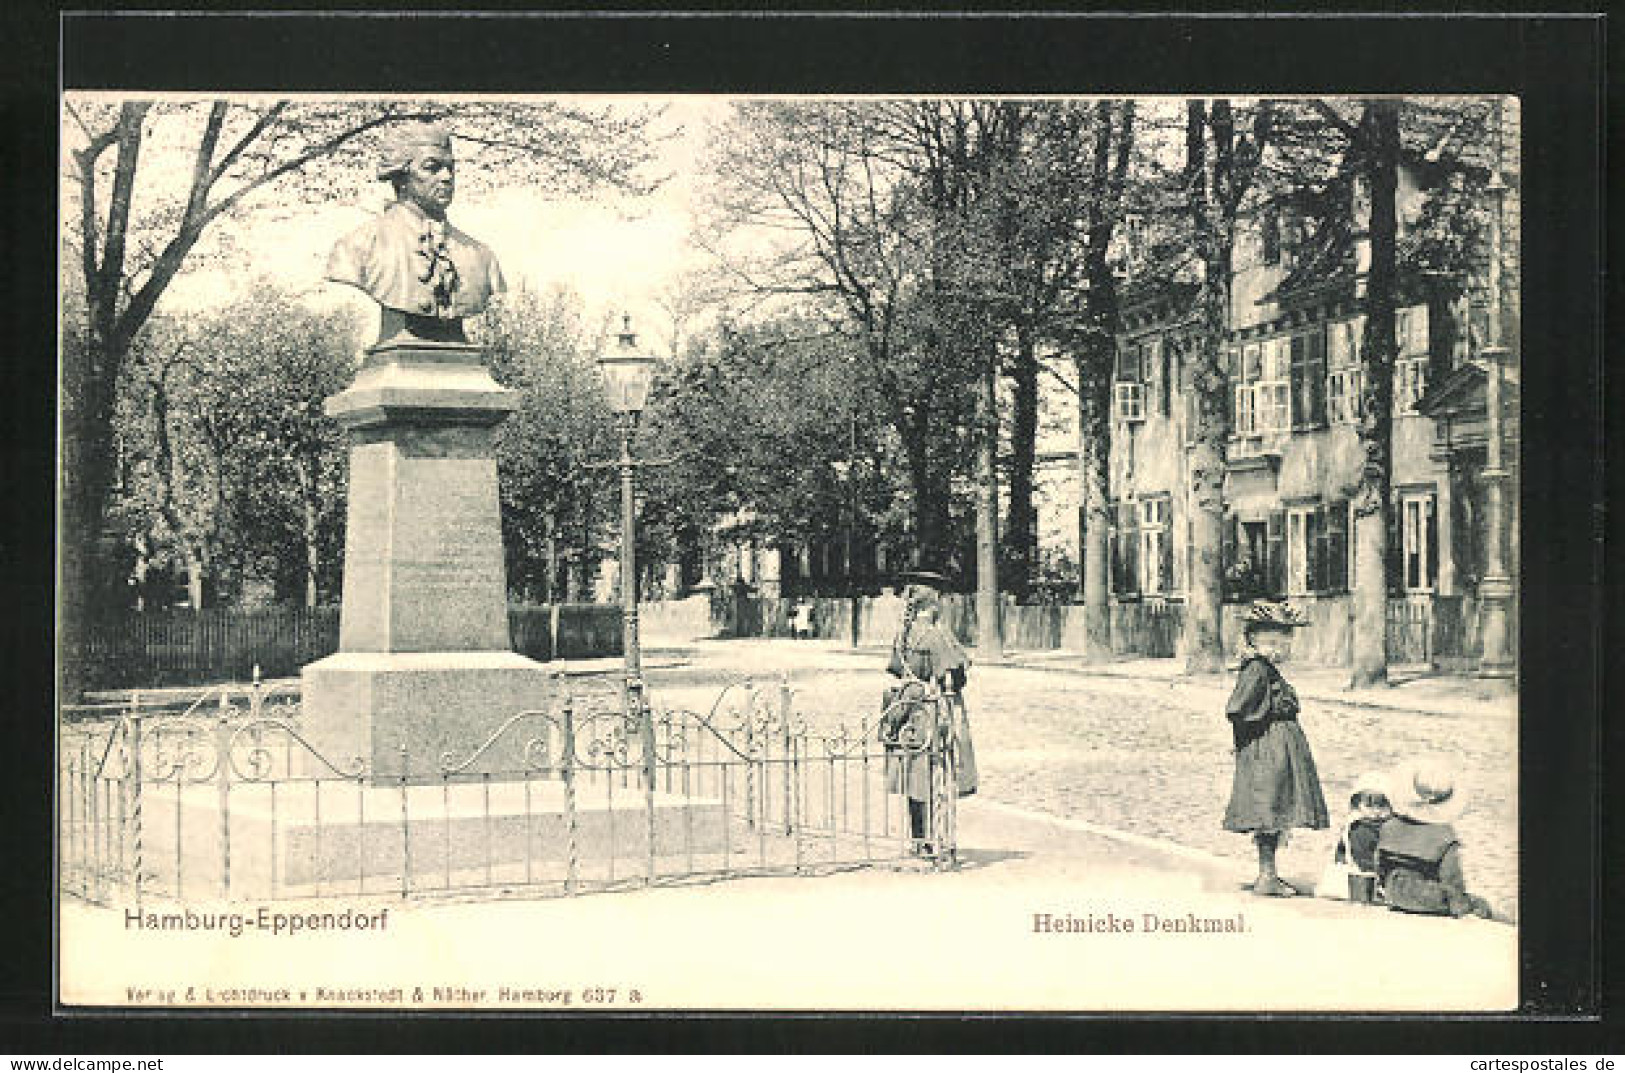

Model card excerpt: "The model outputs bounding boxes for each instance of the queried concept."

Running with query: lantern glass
[597,316,658,415]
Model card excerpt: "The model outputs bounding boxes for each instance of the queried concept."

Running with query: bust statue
[326,120,506,345]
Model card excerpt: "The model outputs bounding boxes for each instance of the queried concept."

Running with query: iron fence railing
[59,675,959,908]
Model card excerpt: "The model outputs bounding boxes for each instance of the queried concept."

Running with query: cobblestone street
[642,639,1519,920]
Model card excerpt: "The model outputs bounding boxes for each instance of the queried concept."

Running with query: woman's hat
[1388,759,1469,824]
[1241,600,1309,628]
[899,569,950,590]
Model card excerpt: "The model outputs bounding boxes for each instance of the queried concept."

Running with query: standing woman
[881,571,979,855]
[1223,600,1330,896]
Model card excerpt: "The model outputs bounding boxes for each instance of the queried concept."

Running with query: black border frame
[2,6,1611,1053]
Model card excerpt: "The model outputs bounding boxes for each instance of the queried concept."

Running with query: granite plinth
[144,779,727,895]
[325,344,517,654]
[299,651,560,781]
[312,342,550,783]
[324,339,518,431]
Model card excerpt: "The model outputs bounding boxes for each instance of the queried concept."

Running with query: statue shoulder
[447,221,506,293]
[326,214,385,283]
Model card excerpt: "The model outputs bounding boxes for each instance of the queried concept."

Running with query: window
[1290,329,1328,429]
[1115,340,1145,423]
[1262,209,1281,266]
[1325,499,1351,593]
[1326,316,1366,425]
[1394,305,1430,413]
[1147,337,1169,416]
[1223,515,1274,601]
[1139,497,1171,596]
[1233,381,1257,435]
[1115,381,1146,423]
[1231,339,1288,439]
[1108,500,1139,596]
[1399,491,1438,592]
[1328,315,1365,368]
[1286,505,1323,596]
[1394,360,1428,413]
[1256,338,1291,433]
[1399,303,1429,356]
[1327,369,1365,425]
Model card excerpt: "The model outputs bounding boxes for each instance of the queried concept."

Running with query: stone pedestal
[300,341,556,780]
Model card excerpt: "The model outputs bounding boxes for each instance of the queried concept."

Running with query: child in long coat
[1223,600,1330,896]
[880,576,978,851]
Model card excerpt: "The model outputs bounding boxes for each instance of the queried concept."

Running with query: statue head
[378,120,456,220]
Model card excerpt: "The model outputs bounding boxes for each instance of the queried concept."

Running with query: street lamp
[597,314,659,715]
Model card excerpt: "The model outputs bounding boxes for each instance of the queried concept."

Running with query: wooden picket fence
[85,606,340,690]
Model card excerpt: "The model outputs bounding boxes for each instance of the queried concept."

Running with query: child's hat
[1388,758,1469,824]
[1349,770,1394,804]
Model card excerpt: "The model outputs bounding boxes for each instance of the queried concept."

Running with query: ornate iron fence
[59,675,959,908]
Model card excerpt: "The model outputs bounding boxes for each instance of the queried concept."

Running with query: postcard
[57,85,1521,1013]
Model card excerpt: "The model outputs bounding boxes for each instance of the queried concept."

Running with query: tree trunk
[59,332,123,701]
[1350,100,1401,688]
[1076,98,1133,663]
[1078,353,1113,662]
[303,495,320,608]
[1004,325,1039,600]
[1183,100,1235,674]
[899,413,949,569]
[974,351,1003,659]
[543,523,558,604]
[183,545,205,610]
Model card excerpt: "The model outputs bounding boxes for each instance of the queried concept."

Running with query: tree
[1346,99,1403,688]
[1182,99,1274,673]
[702,101,976,572]
[59,96,663,695]
[969,102,1106,604]
[106,285,360,609]
[638,315,895,591]
[479,285,617,603]
[1073,99,1137,660]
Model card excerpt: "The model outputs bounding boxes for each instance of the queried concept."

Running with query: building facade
[1097,99,1519,669]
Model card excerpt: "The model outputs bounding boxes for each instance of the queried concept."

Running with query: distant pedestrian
[789,601,815,640]
[1374,761,1495,919]
[879,571,978,856]
[1222,600,1330,896]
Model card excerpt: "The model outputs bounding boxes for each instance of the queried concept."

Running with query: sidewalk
[971,649,1515,721]
[59,786,1517,1011]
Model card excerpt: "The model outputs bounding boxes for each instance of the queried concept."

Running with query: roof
[1403,98,1502,177]
[1413,361,1486,418]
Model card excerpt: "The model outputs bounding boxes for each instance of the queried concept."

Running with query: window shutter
[1221,513,1239,601]
[1306,328,1327,427]
[1173,504,1185,593]
[1120,501,1140,596]
[1385,502,1403,597]
[1425,495,1439,589]
[1290,334,1307,429]
[1107,504,1119,595]
[1116,342,1140,383]
[1266,509,1286,598]
[1307,506,1325,593]
[1326,500,1349,593]
[1160,506,1174,593]
[1159,339,1172,416]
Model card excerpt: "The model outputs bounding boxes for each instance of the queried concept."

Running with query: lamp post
[1476,166,1515,678]
[597,315,660,717]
